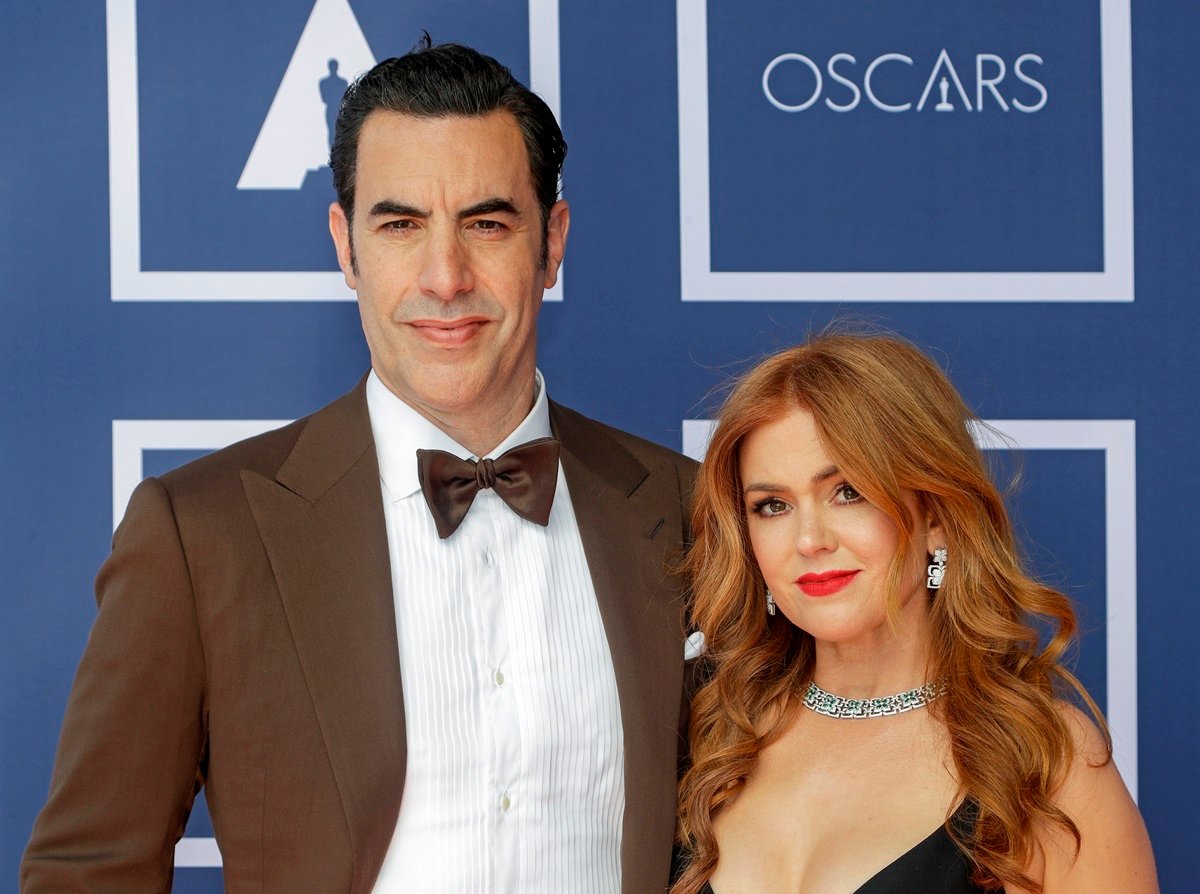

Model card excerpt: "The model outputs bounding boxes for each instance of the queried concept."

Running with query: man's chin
[379,370,492,412]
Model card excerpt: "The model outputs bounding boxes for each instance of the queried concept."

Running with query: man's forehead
[354,109,533,210]
[358,110,527,166]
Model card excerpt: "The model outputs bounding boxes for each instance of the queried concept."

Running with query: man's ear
[542,199,570,289]
[328,202,357,290]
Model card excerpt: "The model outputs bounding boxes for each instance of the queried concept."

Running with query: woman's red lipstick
[797,570,859,597]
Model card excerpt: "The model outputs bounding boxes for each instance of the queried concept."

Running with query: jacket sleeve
[21,477,208,893]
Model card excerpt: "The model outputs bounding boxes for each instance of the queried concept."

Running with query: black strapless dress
[698,806,1000,893]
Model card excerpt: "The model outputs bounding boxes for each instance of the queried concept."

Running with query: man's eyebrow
[458,197,520,220]
[368,200,428,218]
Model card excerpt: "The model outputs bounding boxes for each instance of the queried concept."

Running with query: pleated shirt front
[367,370,624,894]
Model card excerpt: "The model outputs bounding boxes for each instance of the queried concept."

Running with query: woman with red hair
[674,333,1156,893]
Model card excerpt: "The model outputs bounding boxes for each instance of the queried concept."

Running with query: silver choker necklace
[803,679,946,719]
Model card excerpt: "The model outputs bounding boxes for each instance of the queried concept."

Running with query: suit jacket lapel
[236,389,682,890]
[551,402,686,891]
[242,381,405,892]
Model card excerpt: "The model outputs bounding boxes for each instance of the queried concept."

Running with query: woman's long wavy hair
[673,332,1107,894]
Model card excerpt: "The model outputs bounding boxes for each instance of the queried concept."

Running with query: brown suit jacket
[22,380,697,893]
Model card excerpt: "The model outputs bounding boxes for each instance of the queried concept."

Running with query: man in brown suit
[23,40,695,892]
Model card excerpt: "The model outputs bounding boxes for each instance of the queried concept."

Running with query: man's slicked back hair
[329,36,567,264]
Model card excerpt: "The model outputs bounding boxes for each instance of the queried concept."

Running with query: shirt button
[500,792,512,811]
[494,669,505,686]
[483,549,495,567]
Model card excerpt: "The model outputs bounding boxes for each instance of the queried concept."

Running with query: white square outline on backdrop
[106,0,563,302]
[676,0,1134,301]
[682,418,1139,799]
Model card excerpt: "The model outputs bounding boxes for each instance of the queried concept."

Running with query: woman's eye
[834,483,862,504]
[752,497,789,517]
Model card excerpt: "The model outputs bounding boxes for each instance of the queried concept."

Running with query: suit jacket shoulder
[160,378,373,508]
[23,378,401,894]
[549,399,698,508]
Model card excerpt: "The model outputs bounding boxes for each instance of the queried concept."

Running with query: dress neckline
[850,814,957,893]
[703,801,976,894]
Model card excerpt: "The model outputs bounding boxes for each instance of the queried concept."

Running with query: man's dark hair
[329,36,567,266]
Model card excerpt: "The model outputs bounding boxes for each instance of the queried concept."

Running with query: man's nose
[418,227,474,301]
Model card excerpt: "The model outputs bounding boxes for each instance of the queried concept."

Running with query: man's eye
[472,219,505,231]
[383,219,416,230]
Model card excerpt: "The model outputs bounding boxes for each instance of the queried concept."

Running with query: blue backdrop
[2,1,1196,889]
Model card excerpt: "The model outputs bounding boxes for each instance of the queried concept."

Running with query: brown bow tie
[416,438,560,539]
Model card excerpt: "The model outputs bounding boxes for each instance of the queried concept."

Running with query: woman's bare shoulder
[1035,701,1158,894]
[1055,702,1109,761]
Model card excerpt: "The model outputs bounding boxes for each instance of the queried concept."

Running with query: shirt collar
[366,369,553,503]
